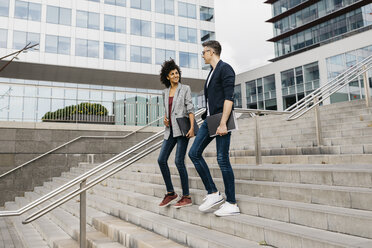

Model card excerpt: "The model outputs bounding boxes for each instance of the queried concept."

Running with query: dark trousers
[158,129,190,196]
[188,120,236,203]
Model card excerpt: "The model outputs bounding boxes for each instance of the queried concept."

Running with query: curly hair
[160,59,181,88]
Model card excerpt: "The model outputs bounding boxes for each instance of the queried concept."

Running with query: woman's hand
[164,116,169,127]
[186,127,195,138]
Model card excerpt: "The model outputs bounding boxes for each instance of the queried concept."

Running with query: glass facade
[0,0,9,17]
[179,52,198,69]
[45,35,71,55]
[274,4,372,57]
[131,19,151,37]
[155,49,176,65]
[234,85,242,108]
[13,31,39,49]
[281,62,319,109]
[274,0,359,36]
[104,15,126,33]
[155,0,174,15]
[200,6,214,22]
[131,0,151,11]
[46,6,71,26]
[179,26,197,43]
[0,29,7,48]
[104,42,126,61]
[105,0,126,7]
[14,0,41,21]
[246,74,277,110]
[75,39,99,58]
[201,30,216,43]
[178,2,196,19]
[76,10,100,30]
[0,78,163,125]
[326,45,372,103]
[155,23,175,40]
[272,0,308,17]
[130,46,152,63]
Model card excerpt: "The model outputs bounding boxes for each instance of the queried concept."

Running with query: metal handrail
[0,108,205,218]
[21,107,279,223]
[0,116,164,179]
[286,55,372,120]
[285,54,372,120]
[285,54,372,112]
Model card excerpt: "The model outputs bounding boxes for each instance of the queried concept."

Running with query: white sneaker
[213,202,240,217]
[198,192,224,212]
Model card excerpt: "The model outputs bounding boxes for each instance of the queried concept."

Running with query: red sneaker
[159,193,178,207]
[173,196,192,209]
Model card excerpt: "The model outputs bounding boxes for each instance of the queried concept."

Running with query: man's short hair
[202,40,221,56]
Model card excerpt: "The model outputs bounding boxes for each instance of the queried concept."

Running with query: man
[188,40,240,217]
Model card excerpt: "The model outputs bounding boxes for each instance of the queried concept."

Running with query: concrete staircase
[1,99,372,247]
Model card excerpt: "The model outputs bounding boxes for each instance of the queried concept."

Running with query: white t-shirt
[206,69,214,116]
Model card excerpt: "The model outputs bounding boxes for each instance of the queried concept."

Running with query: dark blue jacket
[202,60,235,120]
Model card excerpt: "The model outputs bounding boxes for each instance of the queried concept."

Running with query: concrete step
[50,175,372,248]
[0,210,25,248]
[76,163,372,188]
[4,203,50,248]
[32,186,186,248]
[54,171,372,240]
[62,169,372,211]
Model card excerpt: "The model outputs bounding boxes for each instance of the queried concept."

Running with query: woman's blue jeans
[157,129,190,196]
[188,120,236,203]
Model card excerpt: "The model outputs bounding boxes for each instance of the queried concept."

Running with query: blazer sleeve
[221,64,235,102]
[184,85,194,115]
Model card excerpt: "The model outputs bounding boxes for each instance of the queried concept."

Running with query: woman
[157,59,195,208]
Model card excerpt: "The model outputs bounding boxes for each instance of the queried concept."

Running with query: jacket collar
[165,83,182,114]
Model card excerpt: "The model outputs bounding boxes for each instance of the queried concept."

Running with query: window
[200,30,215,42]
[105,0,126,6]
[155,23,174,40]
[0,0,9,17]
[45,35,70,55]
[46,6,71,26]
[104,15,126,33]
[131,0,151,11]
[14,1,41,21]
[88,0,100,2]
[13,31,39,49]
[179,26,197,43]
[75,39,99,58]
[155,48,175,64]
[178,2,196,19]
[130,46,152,63]
[0,29,7,48]
[104,42,126,60]
[131,19,151,37]
[179,52,198,69]
[155,0,174,15]
[200,6,214,22]
[76,10,100,29]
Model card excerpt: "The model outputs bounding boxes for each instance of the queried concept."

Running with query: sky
[214,1,274,74]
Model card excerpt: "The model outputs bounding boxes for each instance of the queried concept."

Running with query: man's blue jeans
[188,120,236,203]
[158,129,190,196]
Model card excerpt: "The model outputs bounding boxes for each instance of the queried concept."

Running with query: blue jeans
[158,129,190,196]
[188,120,236,203]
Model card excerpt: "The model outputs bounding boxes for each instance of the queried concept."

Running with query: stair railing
[285,54,372,121]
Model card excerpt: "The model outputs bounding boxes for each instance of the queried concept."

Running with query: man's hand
[216,123,228,136]
[186,128,195,138]
[164,116,169,127]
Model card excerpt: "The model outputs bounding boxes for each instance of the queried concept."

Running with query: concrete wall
[0,122,162,206]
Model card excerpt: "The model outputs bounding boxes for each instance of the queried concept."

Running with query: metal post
[314,97,322,146]
[363,66,371,107]
[254,114,262,165]
[80,179,87,248]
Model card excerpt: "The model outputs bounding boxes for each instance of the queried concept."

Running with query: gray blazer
[163,83,194,140]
